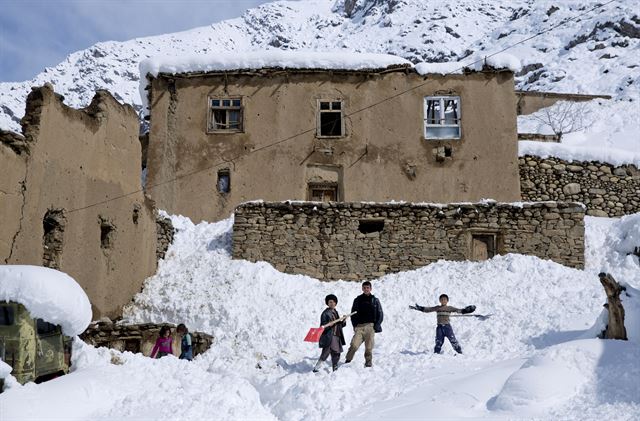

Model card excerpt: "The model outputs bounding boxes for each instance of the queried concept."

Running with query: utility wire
[65,0,616,215]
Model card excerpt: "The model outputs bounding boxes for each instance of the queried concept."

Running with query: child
[150,326,173,358]
[410,294,475,354]
[177,323,193,361]
[313,294,347,372]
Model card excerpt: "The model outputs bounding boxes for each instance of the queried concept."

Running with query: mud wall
[0,85,158,319]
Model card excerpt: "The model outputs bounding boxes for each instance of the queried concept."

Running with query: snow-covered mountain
[0,0,638,133]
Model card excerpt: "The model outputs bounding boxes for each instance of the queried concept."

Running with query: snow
[0,265,92,336]
[1,0,637,168]
[414,61,463,75]
[1,213,638,420]
[519,141,640,167]
[518,99,640,166]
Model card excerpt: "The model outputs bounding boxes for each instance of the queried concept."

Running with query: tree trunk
[598,273,628,340]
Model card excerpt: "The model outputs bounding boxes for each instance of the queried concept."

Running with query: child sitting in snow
[177,323,193,361]
[150,326,173,358]
[410,294,475,354]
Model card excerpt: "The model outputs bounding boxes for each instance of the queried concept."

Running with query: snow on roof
[0,265,92,336]
[519,141,640,167]
[139,50,521,111]
[140,50,413,78]
[414,53,521,75]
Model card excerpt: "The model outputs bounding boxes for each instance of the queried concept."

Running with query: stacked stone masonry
[232,201,585,281]
[519,155,640,217]
[80,320,213,357]
[155,215,175,260]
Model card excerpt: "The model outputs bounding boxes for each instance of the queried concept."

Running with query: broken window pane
[213,110,228,129]
[424,96,461,139]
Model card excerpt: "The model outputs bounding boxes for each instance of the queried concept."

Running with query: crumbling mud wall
[233,201,585,280]
[0,84,159,319]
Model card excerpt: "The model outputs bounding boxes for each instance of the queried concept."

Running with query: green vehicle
[0,301,72,387]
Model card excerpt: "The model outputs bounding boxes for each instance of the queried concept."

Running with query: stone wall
[519,155,640,217]
[80,320,213,357]
[155,215,175,260]
[232,201,585,280]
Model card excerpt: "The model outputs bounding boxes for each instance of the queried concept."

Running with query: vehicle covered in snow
[0,265,92,390]
[0,301,72,385]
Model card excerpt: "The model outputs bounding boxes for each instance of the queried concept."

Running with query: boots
[312,359,322,373]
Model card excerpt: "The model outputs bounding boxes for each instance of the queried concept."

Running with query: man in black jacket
[345,281,383,367]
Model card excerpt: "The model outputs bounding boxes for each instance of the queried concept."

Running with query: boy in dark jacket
[410,294,475,354]
[345,281,383,367]
[313,294,347,372]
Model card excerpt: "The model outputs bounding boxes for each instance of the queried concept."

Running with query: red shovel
[304,312,357,342]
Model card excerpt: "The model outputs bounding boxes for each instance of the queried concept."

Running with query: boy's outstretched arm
[409,304,438,313]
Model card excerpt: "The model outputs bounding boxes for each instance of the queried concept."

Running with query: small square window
[424,96,461,139]
[209,97,243,133]
[317,100,344,138]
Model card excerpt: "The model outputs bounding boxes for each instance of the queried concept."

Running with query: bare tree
[530,101,592,140]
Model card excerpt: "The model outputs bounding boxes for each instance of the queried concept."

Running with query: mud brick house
[0,84,159,318]
[142,52,521,222]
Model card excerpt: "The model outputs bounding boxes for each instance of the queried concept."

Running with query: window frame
[208,97,244,133]
[423,95,461,140]
[316,99,345,138]
[217,169,231,194]
[307,182,339,202]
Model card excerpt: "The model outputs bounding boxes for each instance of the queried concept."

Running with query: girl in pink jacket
[150,326,173,358]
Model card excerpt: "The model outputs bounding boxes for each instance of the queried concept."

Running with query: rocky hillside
[0,0,638,132]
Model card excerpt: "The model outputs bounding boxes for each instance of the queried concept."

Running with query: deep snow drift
[2,213,638,420]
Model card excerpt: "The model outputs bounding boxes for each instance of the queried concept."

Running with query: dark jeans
[435,324,462,354]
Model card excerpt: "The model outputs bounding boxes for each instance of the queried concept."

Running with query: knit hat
[325,294,338,305]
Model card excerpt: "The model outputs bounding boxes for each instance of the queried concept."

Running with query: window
[209,98,243,132]
[358,219,385,234]
[317,100,344,137]
[424,96,461,139]
[0,305,15,326]
[36,319,59,335]
[217,169,230,193]
[308,183,338,202]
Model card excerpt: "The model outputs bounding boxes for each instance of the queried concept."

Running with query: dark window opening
[308,183,338,202]
[132,204,140,225]
[444,145,452,157]
[36,319,59,335]
[43,209,66,269]
[358,219,385,234]
[0,306,15,326]
[318,101,344,137]
[471,234,496,261]
[217,169,230,193]
[100,218,115,249]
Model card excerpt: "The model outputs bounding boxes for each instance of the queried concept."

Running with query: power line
[65,0,616,215]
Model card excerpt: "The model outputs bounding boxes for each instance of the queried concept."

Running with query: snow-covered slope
[1,0,638,138]
[2,213,638,420]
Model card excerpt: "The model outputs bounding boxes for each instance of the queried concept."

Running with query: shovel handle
[322,311,357,328]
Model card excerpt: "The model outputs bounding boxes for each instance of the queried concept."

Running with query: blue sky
[0,0,273,82]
